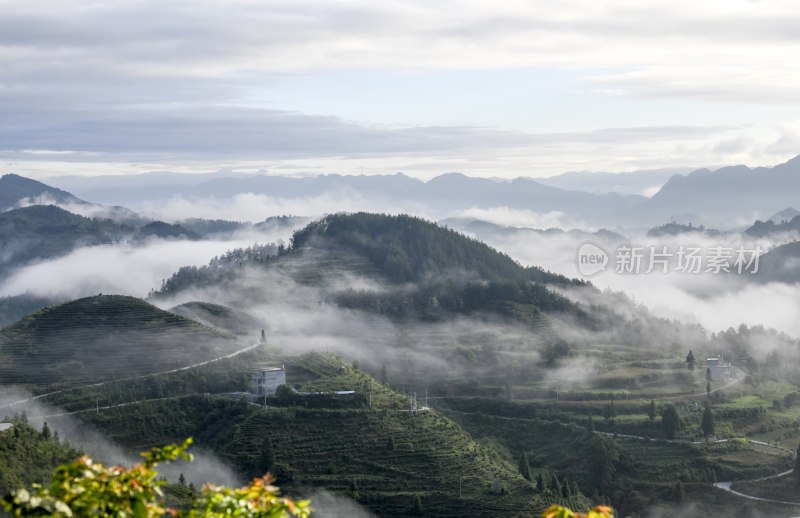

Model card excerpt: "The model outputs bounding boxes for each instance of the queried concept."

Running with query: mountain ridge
[0,173,87,212]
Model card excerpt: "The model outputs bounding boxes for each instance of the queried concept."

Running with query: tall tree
[40,422,51,441]
[701,406,715,440]
[795,442,800,488]
[647,400,656,421]
[551,473,561,493]
[685,350,696,372]
[518,452,532,481]
[536,472,547,493]
[673,480,685,503]
[260,436,275,474]
[661,405,681,439]
[412,495,424,515]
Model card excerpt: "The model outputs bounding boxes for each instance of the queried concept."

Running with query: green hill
[290,213,578,285]
[0,295,235,388]
[152,213,584,325]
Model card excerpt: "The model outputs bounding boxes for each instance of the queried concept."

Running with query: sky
[3,0,800,179]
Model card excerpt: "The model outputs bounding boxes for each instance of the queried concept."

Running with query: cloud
[2,1,800,177]
[0,388,241,488]
[452,207,592,230]
[0,236,290,300]
[302,489,374,518]
[472,224,800,338]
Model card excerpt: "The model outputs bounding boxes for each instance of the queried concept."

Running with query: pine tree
[412,495,424,515]
[701,405,715,440]
[795,442,800,488]
[647,400,656,421]
[536,472,547,493]
[561,479,570,498]
[673,480,684,503]
[260,436,275,473]
[380,364,388,385]
[40,422,51,440]
[661,405,681,439]
[178,473,187,487]
[551,473,560,493]
[686,350,696,372]
[518,452,532,481]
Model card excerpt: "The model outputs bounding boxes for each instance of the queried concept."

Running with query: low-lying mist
[458,219,800,339]
[0,388,241,488]
[0,231,294,300]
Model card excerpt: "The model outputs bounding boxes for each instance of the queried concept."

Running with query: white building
[706,355,732,381]
[251,366,286,396]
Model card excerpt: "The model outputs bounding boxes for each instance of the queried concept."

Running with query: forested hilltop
[152,213,586,325]
[289,213,579,285]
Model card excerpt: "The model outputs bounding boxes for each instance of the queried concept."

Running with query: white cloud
[0,0,799,176]
[0,237,290,300]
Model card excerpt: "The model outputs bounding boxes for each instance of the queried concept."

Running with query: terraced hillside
[169,301,262,336]
[42,351,584,517]
[0,295,236,388]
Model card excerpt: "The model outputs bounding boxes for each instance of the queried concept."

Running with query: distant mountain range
[537,167,692,195]
[40,155,800,228]
[7,154,800,232]
[48,171,647,222]
[622,155,800,227]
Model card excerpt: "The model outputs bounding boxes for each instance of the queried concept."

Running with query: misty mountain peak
[0,173,86,212]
